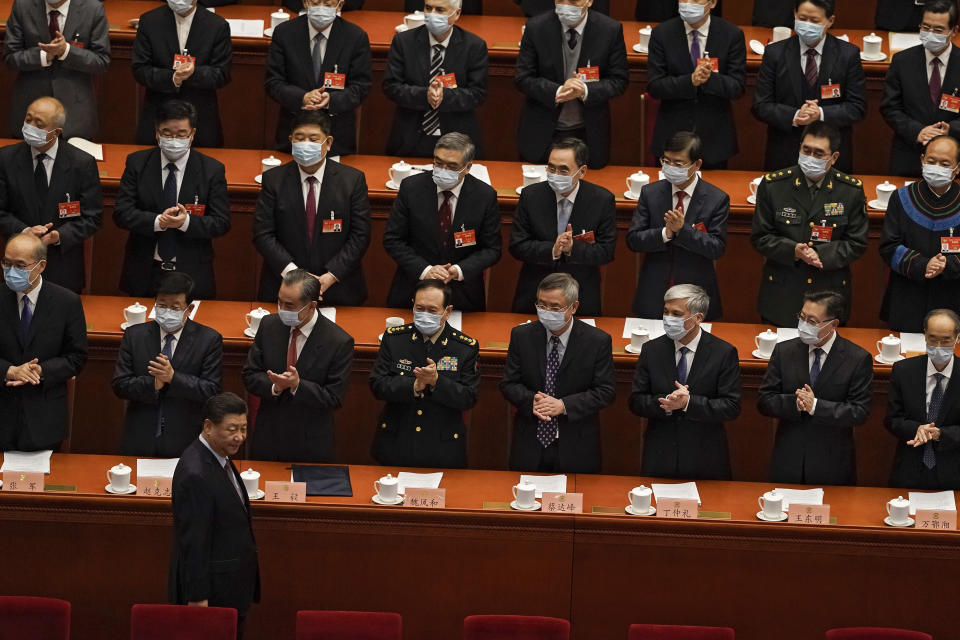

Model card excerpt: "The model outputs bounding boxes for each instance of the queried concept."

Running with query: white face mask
[278,302,309,327]
[922,163,958,189]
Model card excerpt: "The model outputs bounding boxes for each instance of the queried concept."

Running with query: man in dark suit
[3,0,110,140]
[114,100,231,300]
[515,0,609,17]
[880,0,960,177]
[242,269,353,462]
[758,291,873,485]
[370,279,480,468]
[169,393,259,640]
[886,308,960,490]
[0,97,102,294]
[253,109,370,305]
[752,0,866,173]
[383,0,488,158]
[265,0,372,156]
[132,0,232,148]
[875,0,924,32]
[514,0,628,169]
[112,272,222,458]
[627,131,727,320]
[647,0,746,169]
[501,273,615,473]
[629,284,741,479]
[752,0,793,27]
[0,233,87,451]
[384,133,501,312]
[509,137,616,316]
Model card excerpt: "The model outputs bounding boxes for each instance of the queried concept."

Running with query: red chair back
[0,596,70,640]
[629,624,735,640]
[464,615,570,640]
[130,604,237,640]
[826,628,932,640]
[296,610,402,640]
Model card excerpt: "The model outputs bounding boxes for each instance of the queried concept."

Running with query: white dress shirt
[662,175,699,244]
[174,7,196,54]
[419,177,466,281]
[926,42,952,83]
[685,15,710,54]
[308,19,334,64]
[926,356,955,415]
[271,309,319,396]
[797,37,826,122]
[40,0,71,67]
[281,161,329,277]
[31,138,58,184]
[152,149,193,260]
[16,277,43,318]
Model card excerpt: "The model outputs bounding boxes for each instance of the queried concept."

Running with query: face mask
[155,307,186,333]
[920,30,950,53]
[677,2,706,24]
[927,344,956,368]
[554,4,584,28]
[794,20,825,47]
[546,169,579,194]
[662,163,692,186]
[798,319,830,345]
[21,122,51,148]
[537,308,570,332]
[423,12,450,37]
[414,310,445,336]
[278,303,309,327]
[158,136,191,161]
[922,163,957,189]
[166,0,194,15]
[662,315,692,341]
[432,166,463,190]
[798,152,828,180]
[306,5,337,30]
[3,263,39,293]
[291,139,327,167]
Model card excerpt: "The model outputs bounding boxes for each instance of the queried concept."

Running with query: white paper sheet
[1,450,53,474]
[226,19,265,37]
[396,472,443,494]
[67,137,103,161]
[620,318,711,339]
[774,487,824,510]
[520,474,567,498]
[889,32,921,52]
[136,458,179,478]
[651,481,701,505]
[319,307,336,324]
[149,300,201,321]
[776,328,799,342]
[447,311,462,330]
[908,491,957,516]
[579,318,596,327]
[899,332,926,354]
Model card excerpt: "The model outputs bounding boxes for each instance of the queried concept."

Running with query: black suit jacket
[111,319,223,458]
[383,172,501,311]
[647,16,746,166]
[875,0,923,32]
[500,319,616,473]
[881,45,960,177]
[886,355,960,490]
[0,280,87,451]
[516,0,609,16]
[752,34,867,173]
[758,335,873,485]
[132,5,232,147]
[252,160,370,305]
[0,140,102,293]
[635,0,676,21]
[242,313,354,462]
[265,16,371,156]
[382,25,488,157]
[515,11,628,169]
[169,438,259,612]
[113,149,231,299]
[509,180,616,316]
[626,178,728,320]
[629,331,741,480]
[751,0,793,27]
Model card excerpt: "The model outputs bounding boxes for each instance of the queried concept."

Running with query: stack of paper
[319,307,336,323]
[520,474,567,498]
[1,450,53,474]
[908,491,957,516]
[621,318,713,339]
[889,32,921,52]
[137,458,179,478]
[774,487,824,510]
[651,481,701,505]
[396,472,443,494]
[776,328,800,342]
[67,137,103,161]
[447,311,463,331]
[899,333,926,354]
[226,19,265,38]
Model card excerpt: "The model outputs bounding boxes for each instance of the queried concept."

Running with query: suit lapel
[933,356,960,423]
[162,6,181,57]
[567,182,592,236]
[910,47,939,120]
[416,26,432,83]
[171,320,195,368]
[683,330,709,389]
[23,283,50,349]
[533,322,548,390]
[817,36,837,87]
[291,18,315,87]
[16,144,40,223]
[555,320,582,379]
[686,180,708,225]
[60,3,80,42]
[3,289,24,349]
[178,152,202,206]
[183,8,205,56]
[321,18,346,76]
[785,37,804,106]
[440,28,464,78]
[811,334,843,392]
[45,144,71,213]
[546,15,566,82]
[312,161,341,246]
[283,164,309,249]
[144,149,165,212]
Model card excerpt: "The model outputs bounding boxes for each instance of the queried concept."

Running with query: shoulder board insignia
[385,323,415,335]
[454,332,477,347]
[833,171,862,187]
[765,170,792,182]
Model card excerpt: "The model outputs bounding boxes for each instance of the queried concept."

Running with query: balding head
[3,233,46,293]
[25,97,66,137]
[5,233,46,264]
[924,135,960,165]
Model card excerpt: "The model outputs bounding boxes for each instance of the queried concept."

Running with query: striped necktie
[421,44,444,135]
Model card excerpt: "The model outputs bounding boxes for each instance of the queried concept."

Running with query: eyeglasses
[919,24,951,35]
[535,302,572,313]
[660,157,693,168]
[926,336,959,348]
[155,304,187,312]
[433,161,465,172]
[797,312,834,325]
[545,165,580,176]
[1,259,40,269]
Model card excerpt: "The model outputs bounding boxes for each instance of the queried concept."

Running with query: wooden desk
[0,453,952,640]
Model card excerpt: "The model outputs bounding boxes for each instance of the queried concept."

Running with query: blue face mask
[662,163,693,186]
[920,30,950,53]
[794,20,825,47]
[166,0,194,15]
[662,315,693,341]
[413,310,445,336]
[798,319,831,345]
[158,136,191,161]
[3,262,40,293]
[291,139,328,168]
[677,2,707,24]
[306,5,337,30]
[423,12,450,37]
[927,344,956,368]
[432,166,463,190]
[537,307,570,332]
[554,4,584,28]
[22,122,51,148]
[155,307,186,333]
[798,152,829,180]
[278,303,309,327]
[546,168,580,195]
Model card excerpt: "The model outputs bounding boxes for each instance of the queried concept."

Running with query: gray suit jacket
[3,0,111,139]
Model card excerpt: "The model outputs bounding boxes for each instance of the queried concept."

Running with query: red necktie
[931,58,943,108]
[305,176,317,241]
[287,328,300,368]
[48,10,59,41]
[675,190,685,214]
[804,49,818,88]
[438,190,452,252]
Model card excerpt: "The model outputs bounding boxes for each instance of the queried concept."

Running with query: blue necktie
[557,199,572,236]
[158,163,178,262]
[537,335,561,447]
[676,346,690,385]
[19,296,32,341]
[155,334,175,438]
[809,348,824,386]
[690,29,701,66]
[924,373,946,470]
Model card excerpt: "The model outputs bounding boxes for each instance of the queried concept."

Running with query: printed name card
[2,471,44,492]
[137,477,172,498]
[656,498,699,519]
[542,492,583,514]
[264,481,306,503]
[404,488,446,508]
[915,509,957,530]
[788,503,830,525]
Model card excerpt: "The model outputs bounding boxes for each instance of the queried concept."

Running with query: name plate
[2,471,44,492]
[656,498,699,519]
[264,481,306,503]
[404,488,446,508]
[916,509,957,530]
[542,492,583,513]
[788,503,830,525]
[137,476,172,498]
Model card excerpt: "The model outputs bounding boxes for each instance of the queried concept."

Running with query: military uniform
[750,166,869,326]
[369,322,480,468]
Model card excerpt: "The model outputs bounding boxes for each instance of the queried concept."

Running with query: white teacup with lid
[755,329,777,358]
[124,302,147,326]
[107,462,132,492]
[246,307,270,333]
[877,334,901,363]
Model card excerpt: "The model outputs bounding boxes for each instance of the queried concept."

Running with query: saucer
[625,505,656,516]
[624,343,644,354]
[623,190,640,201]
[752,349,772,360]
[860,51,887,62]
[254,174,263,184]
[884,516,914,527]
[510,500,541,511]
[395,24,409,33]
[875,353,905,364]
[756,510,788,522]
[377,333,384,342]
[385,180,400,190]
[868,199,888,211]
[749,39,765,56]
[105,483,137,495]
[372,494,403,505]
[263,27,273,38]
[248,489,265,500]
[243,327,257,339]
[632,43,648,54]
[120,321,135,330]
[747,194,757,205]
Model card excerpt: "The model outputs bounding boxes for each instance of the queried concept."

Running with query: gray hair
[924,308,960,337]
[435,132,475,165]
[431,0,462,9]
[8,231,46,262]
[537,273,580,305]
[281,268,321,304]
[664,284,709,317]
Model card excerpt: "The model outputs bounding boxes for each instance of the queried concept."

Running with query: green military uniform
[750,166,868,326]
[369,322,480,468]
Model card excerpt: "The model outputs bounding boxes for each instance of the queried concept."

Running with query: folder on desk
[291,465,352,496]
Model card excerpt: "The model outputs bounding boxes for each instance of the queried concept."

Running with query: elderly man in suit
[265,0,371,156]
[626,131,728,320]
[500,272,615,473]
[0,97,102,293]
[759,290,873,485]
[132,0,232,147]
[0,232,87,452]
[629,284,741,480]
[383,132,501,312]
[3,0,110,140]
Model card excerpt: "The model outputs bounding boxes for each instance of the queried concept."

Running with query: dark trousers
[536,440,561,472]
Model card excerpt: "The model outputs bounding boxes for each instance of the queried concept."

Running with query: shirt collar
[548,317,576,349]
[424,322,447,344]
[16,276,43,307]
[927,354,955,380]
[809,329,837,355]
[684,15,710,38]
[801,36,826,57]
[563,11,588,37]
[926,43,953,67]
[161,149,191,173]
[437,175,466,199]
[674,324,703,353]
[672,175,699,200]
[308,17,335,42]
[199,434,228,467]
[46,0,69,16]
[429,27,453,48]
[31,137,59,162]
[173,5,197,25]
[298,159,327,184]
[162,321,186,344]
[555,180,581,205]
[297,309,319,340]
